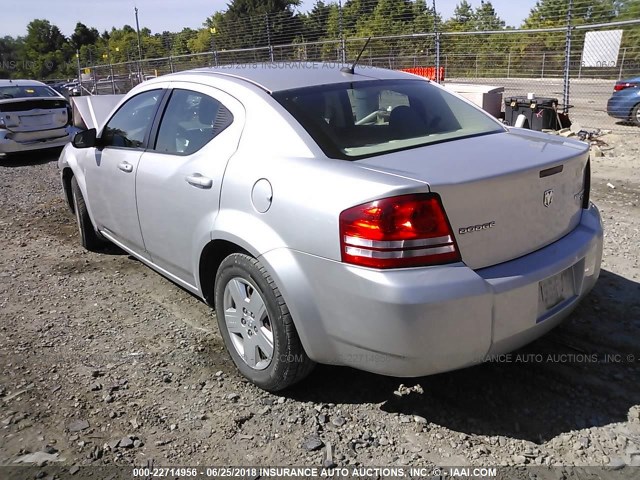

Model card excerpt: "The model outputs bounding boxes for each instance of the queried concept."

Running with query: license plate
[538,268,574,317]
[19,115,51,127]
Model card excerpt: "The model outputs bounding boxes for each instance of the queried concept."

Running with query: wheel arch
[61,167,75,214]
[197,235,321,364]
[198,239,251,307]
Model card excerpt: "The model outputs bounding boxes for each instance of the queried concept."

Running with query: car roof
[167,62,422,93]
[0,79,48,87]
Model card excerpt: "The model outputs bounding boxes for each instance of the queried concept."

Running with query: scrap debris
[578,129,600,141]
[542,127,611,156]
[393,384,424,397]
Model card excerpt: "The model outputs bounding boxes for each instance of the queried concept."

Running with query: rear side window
[273,79,504,160]
[102,90,161,149]
[154,89,233,156]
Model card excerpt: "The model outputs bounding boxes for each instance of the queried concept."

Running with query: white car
[0,79,76,155]
[59,64,603,391]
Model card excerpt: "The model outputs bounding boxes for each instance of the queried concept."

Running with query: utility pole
[109,48,115,95]
[135,7,144,80]
[265,14,274,62]
[562,0,573,114]
[104,41,115,94]
[338,0,346,63]
[76,49,81,87]
[88,46,97,93]
[210,27,218,67]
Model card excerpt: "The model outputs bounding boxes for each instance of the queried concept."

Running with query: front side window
[273,79,505,160]
[102,90,161,149]
[154,89,234,155]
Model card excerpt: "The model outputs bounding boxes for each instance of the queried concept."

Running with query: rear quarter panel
[212,82,427,261]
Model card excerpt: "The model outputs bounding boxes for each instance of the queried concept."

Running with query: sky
[1,0,539,38]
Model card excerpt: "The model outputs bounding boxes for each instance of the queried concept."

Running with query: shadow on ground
[615,120,639,128]
[288,269,640,444]
[0,147,62,167]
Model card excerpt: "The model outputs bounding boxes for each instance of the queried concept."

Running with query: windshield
[0,85,59,99]
[272,79,505,160]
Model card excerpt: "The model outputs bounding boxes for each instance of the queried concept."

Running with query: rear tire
[214,253,315,391]
[70,176,105,252]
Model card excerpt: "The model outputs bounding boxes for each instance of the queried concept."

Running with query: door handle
[186,174,213,189]
[117,161,133,173]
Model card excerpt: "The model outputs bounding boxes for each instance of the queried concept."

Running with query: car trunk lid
[356,129,590,270]
[0,98,70,132]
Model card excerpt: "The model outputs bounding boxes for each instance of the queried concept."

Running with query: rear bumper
[261,204,603,377]
[0,126,78,154]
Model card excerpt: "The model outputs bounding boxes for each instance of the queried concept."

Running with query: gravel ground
[0,128,639,477]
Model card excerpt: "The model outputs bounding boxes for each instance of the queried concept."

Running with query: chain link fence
[81,16,640,133]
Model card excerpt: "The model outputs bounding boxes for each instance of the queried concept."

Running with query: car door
[135,84,244,288]
[84,89,163,256]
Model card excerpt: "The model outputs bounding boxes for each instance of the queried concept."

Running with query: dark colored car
[606,77,640,126]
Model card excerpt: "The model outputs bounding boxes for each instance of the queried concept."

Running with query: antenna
[340,37,372,75]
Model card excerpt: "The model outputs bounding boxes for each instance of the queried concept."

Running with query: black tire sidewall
[632,104,640,127]
[71,179,86,245]
[70,175,102,251]
[214,254,291,390]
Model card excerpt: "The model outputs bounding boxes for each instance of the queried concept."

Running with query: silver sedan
[59,63,603,391]
[1,79,75,154]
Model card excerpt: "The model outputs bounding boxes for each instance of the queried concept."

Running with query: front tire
[70,176,105,251]
[631,104,640,127]
[214,253,314,391]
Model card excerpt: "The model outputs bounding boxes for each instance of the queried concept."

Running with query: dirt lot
[0,128,639,477]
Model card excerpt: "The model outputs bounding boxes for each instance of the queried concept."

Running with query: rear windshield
[0,85,59,99]
[272,79,504,160]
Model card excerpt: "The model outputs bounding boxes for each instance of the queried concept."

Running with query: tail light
[339,193,461,269]
[582,159,591,209]
[614,82,638,92]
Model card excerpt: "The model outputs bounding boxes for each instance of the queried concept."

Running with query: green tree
[357,0,415,37]
[25,19,66,54]
[22,19,74,78]
[412,0,440,33]
[302,1,334,42]
[171,28,198,55]
[617,0,640,64]
[100,26,139,63]
[618,0,640,17]
[186,29,209,54]
[0,36,24,78]
[207,0,301,51]
[524,0,617,28]
[71,23,99,49]
[474,1,505,30]
[444,0,475,31]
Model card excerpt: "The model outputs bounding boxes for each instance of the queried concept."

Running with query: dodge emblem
[543,189,554,208]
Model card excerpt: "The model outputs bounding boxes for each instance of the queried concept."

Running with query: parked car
[91,79,124,95]
[0,79,76,155]
[59,64,603,391]
[50,81,69,96]
[63,81,82,97]
[606,77,640,126]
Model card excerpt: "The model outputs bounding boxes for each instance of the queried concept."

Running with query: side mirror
[72,128,98,149]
